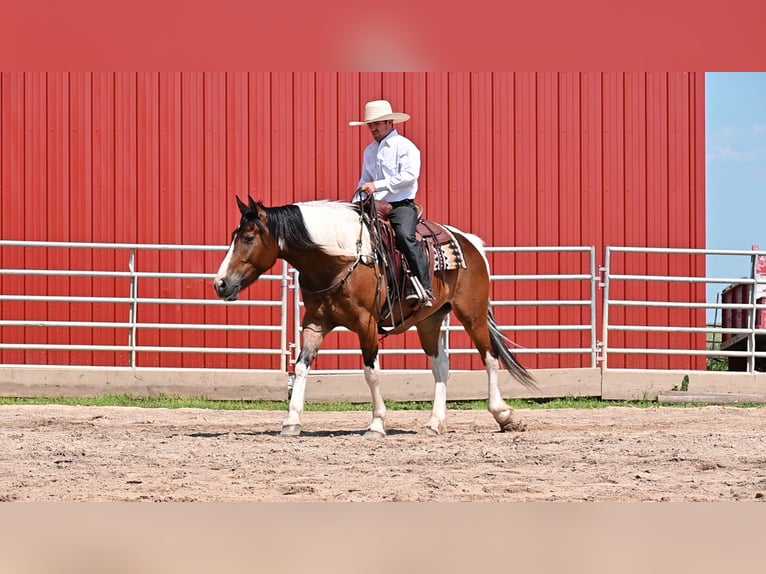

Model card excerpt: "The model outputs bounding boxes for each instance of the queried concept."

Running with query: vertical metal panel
[0,73,3,363]
[271,72,293,204]
[249,72,272,197]
[91,73,117,367]
[536,73,561,368]
[358,73,382,116]
[315,72,338,200]
[602,73,626,367]
[377,72,408,369]
[401,72,428,370]
[0,74,2,286]
[1,73,24,365]
[645,73,670,369]
[337,73,360,195]
[24,73,47,365]
[247,72,282,370]
[514,73,539,366]
[623,73,648,368]
[312,73,342,371]
[114,73,138,244]
[203,72,228,369]
[181,72,205,369]
[469,72,496,370]
[135,72,160,367]
[470,72,493,239]
[424,73,449,224]
[668,73,693,370]
[691,74,707,368]
[580,72,606,368]
[113,73,137,367]
[158,73,182,368]
[0,72,707,372]
[388,72,408,133]
[68,73,95,366]
[557,72,583,369]
[47,72,71,366]
[223,72,249,370]
[293,73,315,203]
[447,72,474,369]
[491,72,518,364]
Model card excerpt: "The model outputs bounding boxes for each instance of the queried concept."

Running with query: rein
[357,194,402,329]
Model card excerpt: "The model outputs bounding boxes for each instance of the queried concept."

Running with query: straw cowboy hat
[348,100,410,126]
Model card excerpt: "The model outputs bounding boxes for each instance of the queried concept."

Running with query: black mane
[237,202,320,250]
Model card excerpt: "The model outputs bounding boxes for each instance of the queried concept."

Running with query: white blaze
[214,240,236,283]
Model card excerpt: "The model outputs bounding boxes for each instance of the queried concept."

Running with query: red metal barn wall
[0,73,705,371]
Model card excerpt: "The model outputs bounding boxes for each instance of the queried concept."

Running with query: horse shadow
[176,428,418,439]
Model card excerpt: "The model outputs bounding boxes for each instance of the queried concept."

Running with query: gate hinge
[597,266,607,288]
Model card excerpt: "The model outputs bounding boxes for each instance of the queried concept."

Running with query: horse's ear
[248,196,259,213]
[236,196,249,215]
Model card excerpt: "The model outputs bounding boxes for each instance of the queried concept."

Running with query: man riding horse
[349,100,435,308]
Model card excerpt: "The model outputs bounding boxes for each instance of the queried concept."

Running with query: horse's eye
[243,235,255,245]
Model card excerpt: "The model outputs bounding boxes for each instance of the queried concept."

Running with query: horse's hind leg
[483,351,524,431]
[452,302,522,432]
[426,338,449,436]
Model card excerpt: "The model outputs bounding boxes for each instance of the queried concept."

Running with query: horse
[213,195,538,437]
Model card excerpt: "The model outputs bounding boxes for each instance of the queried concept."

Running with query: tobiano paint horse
[213,196,537,437]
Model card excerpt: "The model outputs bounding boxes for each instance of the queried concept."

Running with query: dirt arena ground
[1,404,765,502]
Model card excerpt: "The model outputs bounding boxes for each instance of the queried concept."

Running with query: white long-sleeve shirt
[353,129,421,203]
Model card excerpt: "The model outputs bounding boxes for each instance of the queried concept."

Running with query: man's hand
[352,183,376,202]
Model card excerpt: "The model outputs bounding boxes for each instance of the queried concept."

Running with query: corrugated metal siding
[623,73,648,369]
[0,72,706,370]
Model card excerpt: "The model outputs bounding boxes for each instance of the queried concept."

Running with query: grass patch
[0,394,660,411]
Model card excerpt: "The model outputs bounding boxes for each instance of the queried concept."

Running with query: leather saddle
[359,198,457,307]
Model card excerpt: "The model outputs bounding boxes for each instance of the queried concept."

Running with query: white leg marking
[284,361,309,427]
[364,359,387,435]
[426,340,449,434]
[485,351,514,428]
[485,351,504,413]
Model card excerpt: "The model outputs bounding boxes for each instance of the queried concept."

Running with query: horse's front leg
[416,314,451,436]
[282,321,326,437]
[362,357,387,437]
[359,331,386,438]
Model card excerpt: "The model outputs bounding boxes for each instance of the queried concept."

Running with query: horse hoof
[499,418,527,432]
[280,424,302,437]
[423,422,446,436]
[363,430,386,439]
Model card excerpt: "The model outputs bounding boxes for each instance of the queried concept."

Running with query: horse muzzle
[213,277,240,301]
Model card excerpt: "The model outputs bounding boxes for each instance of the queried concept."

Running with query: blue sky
[706,72,766,313]
[706,72,766,256]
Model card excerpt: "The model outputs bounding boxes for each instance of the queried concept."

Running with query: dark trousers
[388,200,432,291]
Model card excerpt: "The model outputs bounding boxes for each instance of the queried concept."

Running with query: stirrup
[421,288,435,307]
[407,276,432,307]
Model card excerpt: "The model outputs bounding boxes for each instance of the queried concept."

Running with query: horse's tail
[488,311,539,392]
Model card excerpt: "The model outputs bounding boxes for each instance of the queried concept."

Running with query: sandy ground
[1,404,765,502]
